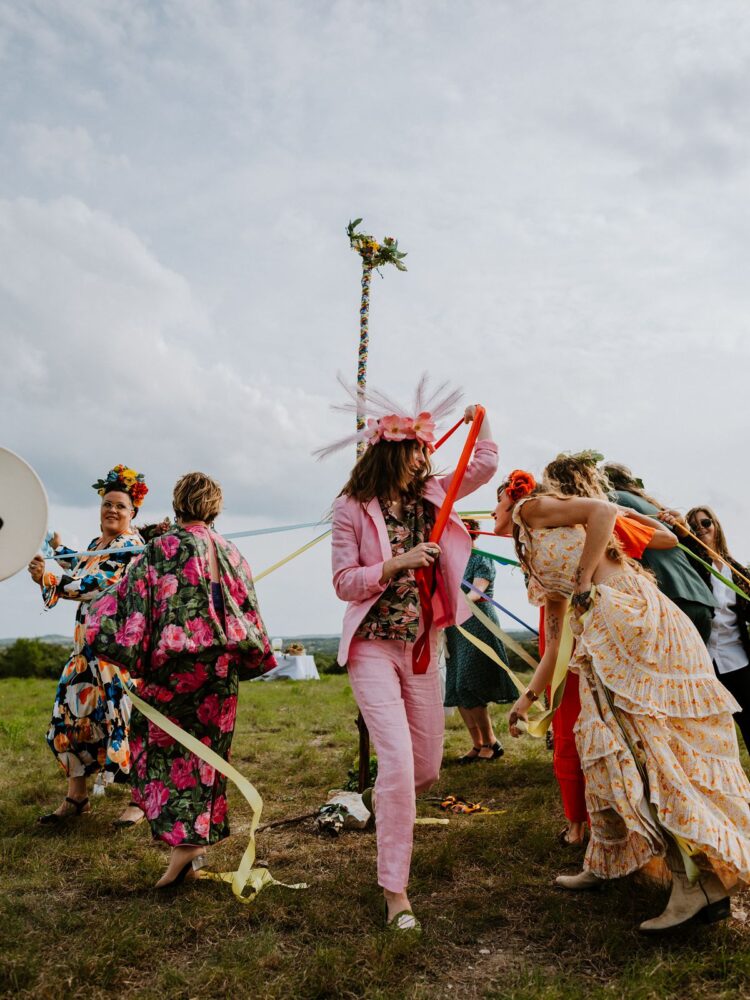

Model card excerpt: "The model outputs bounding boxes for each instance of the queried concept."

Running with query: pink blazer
[331,439,499,665]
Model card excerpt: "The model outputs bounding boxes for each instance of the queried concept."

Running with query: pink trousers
[347,635,444,892]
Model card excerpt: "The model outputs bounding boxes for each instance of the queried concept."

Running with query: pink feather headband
[314,374,463,459]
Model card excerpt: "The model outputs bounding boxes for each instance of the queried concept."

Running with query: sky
[1,0,749,641]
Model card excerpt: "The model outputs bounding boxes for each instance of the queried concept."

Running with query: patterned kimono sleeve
[86,551,152,678]
[42,537,139,609]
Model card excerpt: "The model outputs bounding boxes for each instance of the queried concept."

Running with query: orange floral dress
[513,499,750,886]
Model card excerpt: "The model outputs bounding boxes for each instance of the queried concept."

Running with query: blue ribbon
[44,520,330,561]
[462,579,539,636]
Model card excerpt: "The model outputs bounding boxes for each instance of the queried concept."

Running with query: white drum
[0,448,49,582]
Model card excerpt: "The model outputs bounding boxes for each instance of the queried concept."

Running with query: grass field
[1,675,750,1000]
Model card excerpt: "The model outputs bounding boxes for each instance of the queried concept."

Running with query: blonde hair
[543,453,609,499]
[516,465,630,580]
[173,472,223,524]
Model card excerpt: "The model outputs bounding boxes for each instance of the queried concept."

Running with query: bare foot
[384,888,414,924]
[560,821,587,845]
[155,845,206,888]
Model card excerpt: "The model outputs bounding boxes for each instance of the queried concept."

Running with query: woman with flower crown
[493,470,750,933]
[321,377,498,932]
[28,465,147,824]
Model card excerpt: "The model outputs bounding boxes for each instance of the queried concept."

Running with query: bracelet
[524,688,539,703]
[571,589,592,609]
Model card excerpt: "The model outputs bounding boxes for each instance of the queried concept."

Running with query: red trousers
[540,608,587,824]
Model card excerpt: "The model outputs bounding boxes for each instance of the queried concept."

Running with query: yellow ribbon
[114,669,307,902]
[525,604,575,738]
[456,598,537,694]
[456,592,578,738]
[253,529,332,582]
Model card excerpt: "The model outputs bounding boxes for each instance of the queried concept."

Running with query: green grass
[1,676,749,999]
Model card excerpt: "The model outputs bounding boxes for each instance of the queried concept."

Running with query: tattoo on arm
[546,613,560,642]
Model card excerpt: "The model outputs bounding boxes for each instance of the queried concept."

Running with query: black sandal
[478,742,504,761]
[558,826,587,846]
[38,796,90,825]
[112,801,145,829]
[458,746,482,765]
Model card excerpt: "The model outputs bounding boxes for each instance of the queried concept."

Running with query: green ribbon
[471,546,521,567]
[678,544,750,603]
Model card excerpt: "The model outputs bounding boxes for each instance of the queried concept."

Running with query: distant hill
[0,634,71,648]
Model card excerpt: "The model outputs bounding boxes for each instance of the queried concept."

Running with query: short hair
[172,472,223,524]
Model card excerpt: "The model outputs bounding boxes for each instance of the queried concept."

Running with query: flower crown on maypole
[347,219,408,272]
[92,464,148,508]
[314,373,463,460]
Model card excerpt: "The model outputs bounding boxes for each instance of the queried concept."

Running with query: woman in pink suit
[325,381,497,931]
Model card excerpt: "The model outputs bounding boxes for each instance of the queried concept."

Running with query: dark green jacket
[613,490,716,609]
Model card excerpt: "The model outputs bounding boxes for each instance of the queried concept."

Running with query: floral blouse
[356,497,434,642]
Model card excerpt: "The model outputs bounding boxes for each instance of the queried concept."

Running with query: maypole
[346,218,407,789]
[347,220,407,456]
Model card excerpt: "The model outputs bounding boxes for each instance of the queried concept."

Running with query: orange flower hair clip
[500,469,536,504]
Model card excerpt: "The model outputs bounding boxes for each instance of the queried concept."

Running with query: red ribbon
[412,405,486,673]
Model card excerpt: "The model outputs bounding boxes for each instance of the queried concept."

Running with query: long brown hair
[686,506,733,563]
[543,453,609,499]
[601,462,664,510]
[339,440,432,504]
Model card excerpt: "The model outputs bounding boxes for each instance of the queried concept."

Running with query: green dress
[444,553,516,708]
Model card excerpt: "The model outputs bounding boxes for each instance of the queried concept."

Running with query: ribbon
[457,592,538,681]
[524,603,575,738]
[471,546,521,568]
[112,668,307,902]
[432,416,464,451]
[456,593,577,738]
[45,520,331,562]
[254,530,332,582]
[678,543,750,603]
[412,406,486,673]
[463,579,539,635]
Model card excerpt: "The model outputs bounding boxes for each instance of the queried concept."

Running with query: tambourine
[0,448,49,582]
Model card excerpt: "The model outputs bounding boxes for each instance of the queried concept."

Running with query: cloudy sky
[2,0,749,641]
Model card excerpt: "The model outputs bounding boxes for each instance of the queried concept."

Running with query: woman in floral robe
[86,471,275,887]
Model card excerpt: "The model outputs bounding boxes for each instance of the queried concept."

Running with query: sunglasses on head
[693,517,712,530]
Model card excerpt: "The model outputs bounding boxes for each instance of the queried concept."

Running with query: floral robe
[86,524,276,846]
[44,531,143,783]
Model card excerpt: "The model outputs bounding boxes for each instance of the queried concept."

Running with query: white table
[253,653,320,682]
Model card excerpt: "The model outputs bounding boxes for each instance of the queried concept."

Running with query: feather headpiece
[314,373,463,460]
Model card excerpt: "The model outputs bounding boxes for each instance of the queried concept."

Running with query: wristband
[571,589,592,610]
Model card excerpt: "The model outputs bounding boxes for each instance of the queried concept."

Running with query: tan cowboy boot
[639,870,730,934]
[554,869,604,890]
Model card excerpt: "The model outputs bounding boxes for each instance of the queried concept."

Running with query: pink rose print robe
[86,524,275,846]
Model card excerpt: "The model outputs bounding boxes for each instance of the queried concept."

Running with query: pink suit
[331,440,498,891]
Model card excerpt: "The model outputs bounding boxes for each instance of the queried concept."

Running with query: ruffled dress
[513,499,750,887]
